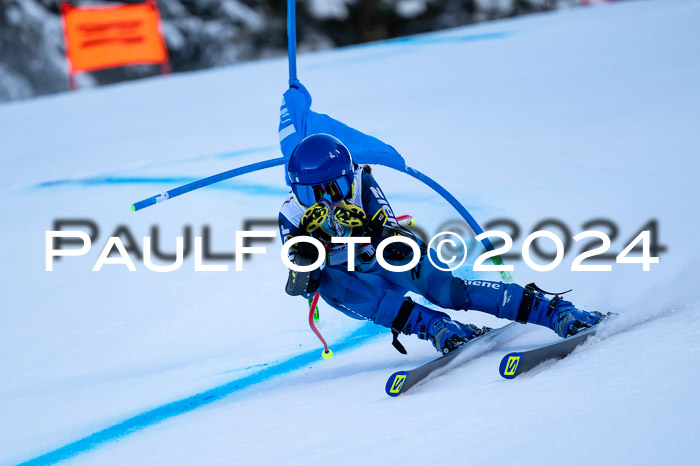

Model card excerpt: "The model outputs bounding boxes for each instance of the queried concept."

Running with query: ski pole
[308,296,320,321]
[396,214,415,228]
[308,292,332,359]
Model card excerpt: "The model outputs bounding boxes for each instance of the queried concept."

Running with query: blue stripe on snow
[307,31,510,69]
[18,323,386,465]
[380,31,510,46]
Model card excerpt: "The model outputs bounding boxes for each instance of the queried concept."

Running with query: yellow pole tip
[322,349,333,359]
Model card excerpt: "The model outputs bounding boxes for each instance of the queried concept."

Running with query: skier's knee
[418,271,465,310]
[449,277,469,309]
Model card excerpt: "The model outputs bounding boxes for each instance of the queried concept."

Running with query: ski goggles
[294,175,351,207]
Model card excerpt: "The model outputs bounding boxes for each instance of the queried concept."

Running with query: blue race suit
[278,166,533,335]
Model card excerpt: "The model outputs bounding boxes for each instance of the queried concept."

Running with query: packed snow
[1,0,699,464]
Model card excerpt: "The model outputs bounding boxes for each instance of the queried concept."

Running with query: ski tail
[385,371,410,397]
[498,352,524,379]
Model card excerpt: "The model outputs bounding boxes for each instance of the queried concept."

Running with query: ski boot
[391,298,489,354]
[429,319,490,354]
[520,285,603,338]
[550,303,605,337]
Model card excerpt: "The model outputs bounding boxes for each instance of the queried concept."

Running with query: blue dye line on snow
[124,145,278,169]
[214,145,278,159]
[367,30,510,49]
[34,176,289,197]
[29,144,280,193]
[18,323,386,465]
[159,144,278,166]
[215,362,269,376]
[308,31,510,69]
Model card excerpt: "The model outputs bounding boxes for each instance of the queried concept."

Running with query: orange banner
[61,1,168,73]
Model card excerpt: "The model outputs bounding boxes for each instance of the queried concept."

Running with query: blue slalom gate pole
[287,0,299,87]
[130,157,287,212]
[399,165,514,283]
[129,156,512,281]
[131,0,511,281]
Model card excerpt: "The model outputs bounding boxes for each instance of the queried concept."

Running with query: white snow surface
[1,0,699,464]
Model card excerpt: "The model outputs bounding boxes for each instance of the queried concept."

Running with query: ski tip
[499,352,524,380]
[385,371,410,397]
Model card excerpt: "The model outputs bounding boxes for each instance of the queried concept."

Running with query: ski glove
[300,201,367,242]
[366,208,418,263]
[284,241,322,296]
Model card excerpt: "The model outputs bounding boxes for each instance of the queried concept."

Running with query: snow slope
[1,0,699,464]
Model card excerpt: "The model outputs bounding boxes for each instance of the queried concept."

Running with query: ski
[498,324,601,379]
[385,322,519,397]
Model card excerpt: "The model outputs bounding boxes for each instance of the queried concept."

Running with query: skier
[278,133,602,354]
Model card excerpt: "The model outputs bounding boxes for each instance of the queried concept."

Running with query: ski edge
[498,325,600,380]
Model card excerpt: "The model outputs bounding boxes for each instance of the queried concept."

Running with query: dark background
[0,0,578,102]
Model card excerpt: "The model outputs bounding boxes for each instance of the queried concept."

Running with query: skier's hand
[284,250,322,296]
[366,208,418,262]
[300,203,332,242]
[300,202,367,240]
[294,240,321,263]
[366,208,389,246]
[332,203,367,237]
[284,235,323,297]
[380,232,416,262]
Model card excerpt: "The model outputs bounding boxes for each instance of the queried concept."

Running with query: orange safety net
[61,1,168,73]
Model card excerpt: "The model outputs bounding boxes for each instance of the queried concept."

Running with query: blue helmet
[288,134,355,206]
